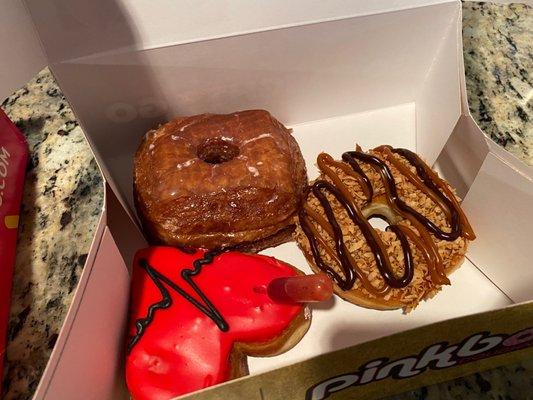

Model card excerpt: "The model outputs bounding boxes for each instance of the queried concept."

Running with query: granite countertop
[1,71,104,398]
[1,2,531,399]
[463,1,532,165]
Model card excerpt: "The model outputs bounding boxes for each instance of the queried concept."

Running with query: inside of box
[51,1,462,210]
[250,107,512,375]
[41,1,517,396]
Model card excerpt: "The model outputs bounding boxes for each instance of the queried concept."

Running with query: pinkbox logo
[306,327,533,400]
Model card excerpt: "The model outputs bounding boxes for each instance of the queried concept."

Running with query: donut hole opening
[367,215,390,231]
[197,138,240,164]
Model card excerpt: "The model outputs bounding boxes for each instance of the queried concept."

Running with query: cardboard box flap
[34,184,146,399]
[461,145,533,303]
[34,192,109,399]
[438,115,532,304]
[0,0,46,100]
[178,302,533,400]
[436,115,490,198]
[24,0,455,64]
[485,136,533,181]
[415,3,462,164]
[34,227,131,400]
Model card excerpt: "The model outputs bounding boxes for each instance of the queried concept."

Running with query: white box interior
[42,0,516,388]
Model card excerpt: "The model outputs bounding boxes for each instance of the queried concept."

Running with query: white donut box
[1,1,532,399]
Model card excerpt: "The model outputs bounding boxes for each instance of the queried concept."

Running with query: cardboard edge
[435,115,489,198]
[485,138,533,181]
[32,186,108,399]
[175,302,533,400]
[54,1,459,63]
[415,0,463,164]
[462,112,533,181]
[105,182,148,272]
[0,0,46,100]
[457,3,470,115]
[33,226,131,399]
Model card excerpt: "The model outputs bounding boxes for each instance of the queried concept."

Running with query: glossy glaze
[126,247,303,400]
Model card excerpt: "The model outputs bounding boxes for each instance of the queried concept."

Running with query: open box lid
[1,0,454,98]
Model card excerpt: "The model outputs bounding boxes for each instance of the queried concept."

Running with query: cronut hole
[197,137,240,164]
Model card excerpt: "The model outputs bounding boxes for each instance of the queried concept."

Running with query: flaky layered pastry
[134,110,307,251]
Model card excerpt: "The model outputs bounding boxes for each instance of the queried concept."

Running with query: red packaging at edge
[0,109,28,391]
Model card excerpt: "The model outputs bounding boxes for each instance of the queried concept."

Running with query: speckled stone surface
[0,69,103,399]
[385,360,533,400]
[464,1,532,166]
[0,2,532,400]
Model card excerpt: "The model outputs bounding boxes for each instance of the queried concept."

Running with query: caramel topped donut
[295,145,475,311]
[134,110,307,250]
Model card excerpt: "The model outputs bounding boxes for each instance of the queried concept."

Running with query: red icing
[126,247,303,400]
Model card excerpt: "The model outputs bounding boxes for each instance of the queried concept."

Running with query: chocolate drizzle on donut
[299,145,474,295]
[128,250,228,353]
[348,149,462,241]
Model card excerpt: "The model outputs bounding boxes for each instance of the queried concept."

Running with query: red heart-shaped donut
[126,247,309,400]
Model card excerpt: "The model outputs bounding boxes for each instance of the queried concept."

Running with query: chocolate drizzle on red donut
[128,250,228,353]
[299,145,475,294]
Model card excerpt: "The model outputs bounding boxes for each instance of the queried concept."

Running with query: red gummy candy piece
[268,273,333,303]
